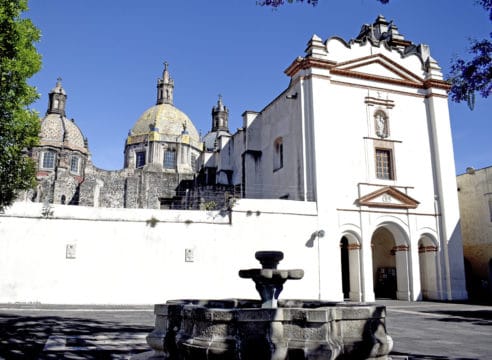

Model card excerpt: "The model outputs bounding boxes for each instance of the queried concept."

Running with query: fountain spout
[239,251,303,308]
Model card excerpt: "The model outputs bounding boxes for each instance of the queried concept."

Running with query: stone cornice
[423,78,452,91]
[38,141,88,155]
[284,57,336,78]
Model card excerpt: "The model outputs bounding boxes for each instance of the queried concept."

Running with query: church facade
[23,16,467,301]
[206,15,467,301]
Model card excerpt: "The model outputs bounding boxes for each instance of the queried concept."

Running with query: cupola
[211,95,229,132]
[47,77,67,116]
[156,61,174,105]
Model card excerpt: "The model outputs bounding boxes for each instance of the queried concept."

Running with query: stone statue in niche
[375,111,389,138]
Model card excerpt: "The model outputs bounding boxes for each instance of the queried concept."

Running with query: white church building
[0,16,467,303]
[208,15,467,302]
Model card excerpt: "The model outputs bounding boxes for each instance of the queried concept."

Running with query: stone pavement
[380,300,492,360]
[0,301,490,359]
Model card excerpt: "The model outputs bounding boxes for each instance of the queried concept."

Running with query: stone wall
[75,162,197,209]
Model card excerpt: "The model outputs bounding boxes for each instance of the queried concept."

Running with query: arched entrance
[339,234,362,301]
[371,224,411,300]
[418,235,439,300]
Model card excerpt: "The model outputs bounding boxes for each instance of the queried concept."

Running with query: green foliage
[203,200,217,211]
[257,0,390,7]
[257,0,318,6]
[146,216,159,227]
[0,0,42,210]
[449,1,491,109]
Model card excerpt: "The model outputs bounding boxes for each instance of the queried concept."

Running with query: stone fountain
[132,251,393,359]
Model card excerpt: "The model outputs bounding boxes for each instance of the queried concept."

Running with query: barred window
[136,151,146,168]
[375,149,393,180]
[42,151,56,169]
[164,149,177,169]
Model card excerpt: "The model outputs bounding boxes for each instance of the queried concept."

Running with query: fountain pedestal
[239,251,303,308]
[132,251,393,360]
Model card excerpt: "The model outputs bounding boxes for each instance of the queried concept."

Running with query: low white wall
[0,199,321,304]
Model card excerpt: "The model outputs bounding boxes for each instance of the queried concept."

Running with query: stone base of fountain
[132,299,392,360]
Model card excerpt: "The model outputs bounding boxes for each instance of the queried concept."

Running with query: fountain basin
[134,299,393,360]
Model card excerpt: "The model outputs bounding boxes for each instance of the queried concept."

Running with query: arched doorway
[339,234,362,301]
[372,227,397,299]
[418,236,439,300]
[371,224,411,300]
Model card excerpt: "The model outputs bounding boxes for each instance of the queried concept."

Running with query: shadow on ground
[420,309,492,326]
[390,351,479,360]
[0,313,152,359]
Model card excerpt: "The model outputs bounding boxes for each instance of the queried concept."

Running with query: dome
[203,130,230,151]
[39,114,88,154]
[129,103,200,144]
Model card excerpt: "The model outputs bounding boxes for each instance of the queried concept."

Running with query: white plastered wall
[0,200,323,305]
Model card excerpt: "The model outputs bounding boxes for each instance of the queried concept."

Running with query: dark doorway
[340,236,350,299]
[372,227,397,299]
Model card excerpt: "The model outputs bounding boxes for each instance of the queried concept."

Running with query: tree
[0,0,42,210]
[258,0,491,109]
[449,0,491,109]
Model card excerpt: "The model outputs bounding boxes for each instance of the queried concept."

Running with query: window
[164,149,176,169]
[136,151,146,168]
[273,137,283,171]
[488,197,492,222]
[42,151,56,169]
[191,154,197,172]
[70,156,80,174]
[375,148,394,180]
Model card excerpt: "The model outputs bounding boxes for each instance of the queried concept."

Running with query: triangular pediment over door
[358,186,419,209]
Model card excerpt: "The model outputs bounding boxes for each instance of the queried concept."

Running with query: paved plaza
[0,300,490,359]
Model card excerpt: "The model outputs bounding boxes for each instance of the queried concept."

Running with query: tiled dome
[130,103,200,143]
[39,114,88,154]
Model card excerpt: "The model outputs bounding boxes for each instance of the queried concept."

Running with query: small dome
[203,130,230,151]
[39,114,88,154]
[130,103,200,144]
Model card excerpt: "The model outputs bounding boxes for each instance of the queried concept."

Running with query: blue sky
[26,0,490,173]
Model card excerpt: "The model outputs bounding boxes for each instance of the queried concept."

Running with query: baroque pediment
[358,186,419,209]
[330,54,423,87]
